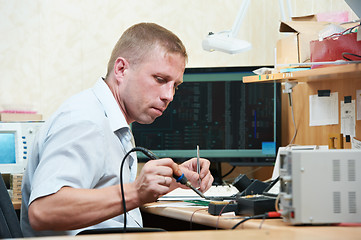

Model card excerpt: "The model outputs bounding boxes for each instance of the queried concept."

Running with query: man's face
[119,48,185,124]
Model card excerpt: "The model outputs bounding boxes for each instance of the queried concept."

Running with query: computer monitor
[0,122,43,174]
[132,66,281,166]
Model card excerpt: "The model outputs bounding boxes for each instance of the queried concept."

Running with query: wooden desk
[141,201,361,232]
[8,201,361,240]
[141,201,292,230]
[12,227,361,240]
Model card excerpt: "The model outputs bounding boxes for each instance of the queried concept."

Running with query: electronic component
[208,201,237,215]
[279,149,361,225]
[207,175,277,216]
[236,195,276,216]
[208,195,276,216]
[0,122,43,174]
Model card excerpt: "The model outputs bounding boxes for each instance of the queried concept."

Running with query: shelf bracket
[282,81,298,94]
[283,81,298,107]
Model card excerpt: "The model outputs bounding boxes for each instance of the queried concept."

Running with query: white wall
[0,0,356,119]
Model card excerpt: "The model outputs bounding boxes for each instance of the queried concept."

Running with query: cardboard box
[276,15,334,66]
[0,113,42,121]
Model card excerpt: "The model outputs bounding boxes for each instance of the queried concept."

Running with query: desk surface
[9,227,361,240]
[9,201,361,240]
[141,201,361,231]
[141,201,290,230]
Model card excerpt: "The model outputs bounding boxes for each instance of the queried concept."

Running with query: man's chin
[136,116,157,125]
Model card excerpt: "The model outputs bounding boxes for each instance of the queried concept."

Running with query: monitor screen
[132,66,281,166]
[0,122,43,174]
[0,132,16,164]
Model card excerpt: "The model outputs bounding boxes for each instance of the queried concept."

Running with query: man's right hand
[131,158,177,204]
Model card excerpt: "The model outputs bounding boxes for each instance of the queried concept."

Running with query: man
[20,22,213,237]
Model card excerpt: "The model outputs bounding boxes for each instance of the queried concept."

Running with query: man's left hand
[179,158,213,192]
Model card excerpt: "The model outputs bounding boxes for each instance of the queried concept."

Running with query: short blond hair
[106,22,188,78]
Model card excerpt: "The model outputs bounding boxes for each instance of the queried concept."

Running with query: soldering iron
[119,146,206,233]
[136,146,206,198]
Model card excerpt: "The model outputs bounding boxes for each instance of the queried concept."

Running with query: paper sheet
[309,92,338,126]
[158,185,239,201]
[145,201,207,208]
[341,100,356,137]
[351,137,361,149]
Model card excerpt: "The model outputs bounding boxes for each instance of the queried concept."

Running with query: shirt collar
[92,78,129,132]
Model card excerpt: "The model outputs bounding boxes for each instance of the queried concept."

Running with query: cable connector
[231,211,281,229]
[265,211,281,218]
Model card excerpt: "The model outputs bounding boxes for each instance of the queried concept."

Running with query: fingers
[158,175,172,186]
[199,158,211,178]
[199,159,213,192]
[179,157,213,192]
[180,157,210,175]
[142,159,174,177]
[133,159,177,204]
[199,171,213,192]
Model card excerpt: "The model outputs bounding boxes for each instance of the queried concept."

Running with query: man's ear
[113,57,129,83]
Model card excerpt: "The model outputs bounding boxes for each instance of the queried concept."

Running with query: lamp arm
[229,0,251,38]
[278,0,293,21]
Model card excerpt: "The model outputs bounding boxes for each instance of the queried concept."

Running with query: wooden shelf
[242,63,361,147]
[243,63,361,83]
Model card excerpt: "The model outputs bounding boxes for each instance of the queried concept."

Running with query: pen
[197,145,201,186]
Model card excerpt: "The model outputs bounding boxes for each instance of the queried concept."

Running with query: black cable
[342,52,361,61]
[119,147,159,233]
[231,214,265,229]
[263,176,279,193]
[221,166,236,179]
[231,212,281,229]
[120,146,198,232]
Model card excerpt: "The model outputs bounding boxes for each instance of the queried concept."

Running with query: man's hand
[133,157,213,202]
[132,158,176,204]
[179,158,213,192]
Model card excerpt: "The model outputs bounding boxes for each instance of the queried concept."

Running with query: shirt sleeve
[29,114,106,204]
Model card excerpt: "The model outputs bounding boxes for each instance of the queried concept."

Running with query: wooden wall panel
[282,77,361,148]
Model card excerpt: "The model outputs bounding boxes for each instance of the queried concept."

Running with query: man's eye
[155,76,165,83]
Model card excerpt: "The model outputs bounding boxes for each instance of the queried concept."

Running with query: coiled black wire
[119,147,158,233]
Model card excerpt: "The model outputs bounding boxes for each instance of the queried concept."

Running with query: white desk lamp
[202,0,292,54]
[202,0,251,54]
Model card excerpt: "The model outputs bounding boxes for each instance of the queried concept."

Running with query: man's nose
[161,83,175,102]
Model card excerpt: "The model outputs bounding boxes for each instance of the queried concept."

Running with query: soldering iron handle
[134,146,188,183]
[173,173,189,185]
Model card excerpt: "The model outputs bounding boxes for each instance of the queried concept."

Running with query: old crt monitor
[132,66,281,166]
[0,122,43,174]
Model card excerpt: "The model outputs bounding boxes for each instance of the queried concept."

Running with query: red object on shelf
[310,32,361,68]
